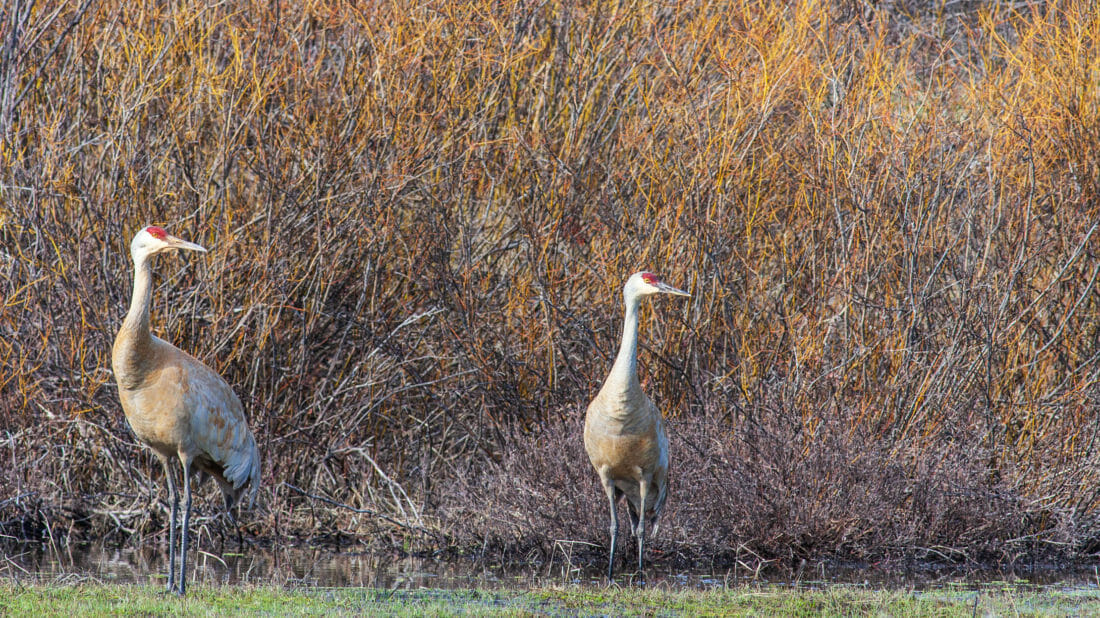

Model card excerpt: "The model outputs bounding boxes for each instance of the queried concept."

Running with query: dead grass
[2,0,1099,570]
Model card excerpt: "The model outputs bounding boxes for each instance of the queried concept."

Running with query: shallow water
[4,542,1100,594]
[6,543,654,589]
[3,544,528,589]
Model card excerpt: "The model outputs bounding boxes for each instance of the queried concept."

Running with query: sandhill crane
[584,271,689,581]
[112,225,261,596]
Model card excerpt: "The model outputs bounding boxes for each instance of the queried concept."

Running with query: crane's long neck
[605,295,642,394]
[113,254,156,388]
[122,255,155,338]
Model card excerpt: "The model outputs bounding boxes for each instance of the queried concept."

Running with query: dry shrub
[448,393,1092,572]
[2,0,1100,569]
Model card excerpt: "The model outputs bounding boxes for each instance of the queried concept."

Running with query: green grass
[2,583,1099,617]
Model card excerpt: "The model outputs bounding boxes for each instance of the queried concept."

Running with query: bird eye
[146,226,167,239]
[641,273,658,284]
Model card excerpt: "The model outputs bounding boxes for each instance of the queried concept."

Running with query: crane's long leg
[177,460,194,596]
[160,457,178,594]
[636,479,649,577]
[599,472,619,581]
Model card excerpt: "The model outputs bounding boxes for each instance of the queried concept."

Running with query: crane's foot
[158,583,184,596]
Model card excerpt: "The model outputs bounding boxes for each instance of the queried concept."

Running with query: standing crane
[112,225,261,596]
[584,271,689,581]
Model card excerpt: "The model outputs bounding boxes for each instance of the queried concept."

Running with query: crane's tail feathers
[242,441,261,509]
[222,439,261,510]
[219,443,261,510]
[246,451,260,509]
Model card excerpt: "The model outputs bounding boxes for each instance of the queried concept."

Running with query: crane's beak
[657,281,690,297]
[166,234,207,253]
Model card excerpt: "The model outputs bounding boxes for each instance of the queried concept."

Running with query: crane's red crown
[146,226,167,240]
[641,272,659,285]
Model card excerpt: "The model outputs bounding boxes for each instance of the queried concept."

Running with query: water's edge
[5,543,1100,594]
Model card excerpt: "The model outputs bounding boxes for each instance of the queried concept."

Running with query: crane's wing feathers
[168,342,261,506]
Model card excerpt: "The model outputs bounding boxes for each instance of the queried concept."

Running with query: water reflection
[0,543,742,589]
[3,543,1099,593]
[2,544,533,588]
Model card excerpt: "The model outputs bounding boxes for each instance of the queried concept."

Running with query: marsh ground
[5,544,1100,616]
